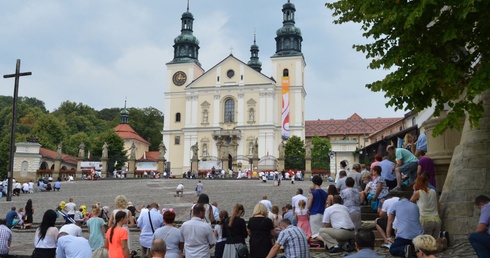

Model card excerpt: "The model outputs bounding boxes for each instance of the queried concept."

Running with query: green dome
[120,108,129,115]
[276,26,302,37]
[174,33,200,44]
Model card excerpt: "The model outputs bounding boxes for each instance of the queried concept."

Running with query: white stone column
[190,95,198,127]
[266,91,274,124]
[213,93,220,127]
[185,94,192,125]
[259,91,267,125]
[237,92,244,126]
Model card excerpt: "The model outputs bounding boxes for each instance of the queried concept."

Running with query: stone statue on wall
[159,141,167,159]
[57,142,63,159]
[253,138,258,158]
[102,142,109,159]
[249,109,255,121]
[191,142,199,160]
[305,141,312,159]
[278,141,285,158]
[78,142,85,159]
[129,141,136,159]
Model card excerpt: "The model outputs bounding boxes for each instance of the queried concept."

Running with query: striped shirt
[0,225,12,255]
[276,225,310,258]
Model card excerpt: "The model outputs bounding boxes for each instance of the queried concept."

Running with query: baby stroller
[57,210,76,224]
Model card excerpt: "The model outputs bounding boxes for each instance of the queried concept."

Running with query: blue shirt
[416,133,427,152]
[347,248,382,258]
[480,202,490,235]
[54,181,61,189]
[389,199,424,239]
[309,189,327,215]
[5,211,17,228]
[379,159,396,181]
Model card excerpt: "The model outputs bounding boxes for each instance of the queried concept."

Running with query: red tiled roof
[114,124,150,146]
[138,151,159,162]
[39,148,78,165]
[306,113,403,137]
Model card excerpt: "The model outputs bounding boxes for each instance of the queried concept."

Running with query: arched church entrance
[228,154,233,170]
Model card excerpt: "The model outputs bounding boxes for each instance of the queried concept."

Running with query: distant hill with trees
[0,96,163,178]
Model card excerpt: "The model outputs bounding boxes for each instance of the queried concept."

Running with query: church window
[283,69,289,77]
[224,99,235,122]
[241,75,243,80]
[217,76,220,82]
[175,112,181,122]
[227,69,235,78]
[175,136,180,145]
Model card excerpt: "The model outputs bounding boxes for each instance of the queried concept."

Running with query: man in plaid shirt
[266,219,310,258]
[0,219,12,257]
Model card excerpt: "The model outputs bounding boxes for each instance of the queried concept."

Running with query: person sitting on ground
[410,175,441,241]
[387,196,424,257]
[5,207,19,229]
[282,204,294,224]
[150,238,167,258]
[386,145,419,191]
[0,219,12,257]
[53,178,61,192]
[412,234,438,258]
[319,195,356,254]
[265,219,310,258]
[346,229,382,258]
[370,165,389,211]
[379,156,397,190]
[335,170,348,192]
[22,182,29,194]
[360,174,374,205]
[340,177,362,231]
[415,149,436,188]
[326,185,339,207]
[375,193,400,249]
[56,224,92,258]
[347,163,363,190]
[469,195,490,257]
[268,205,282,233]
[175,183,184,197]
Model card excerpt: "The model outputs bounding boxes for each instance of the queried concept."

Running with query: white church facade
[162,1,306,175]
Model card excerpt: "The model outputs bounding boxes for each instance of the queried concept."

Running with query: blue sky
[0,1,406,120]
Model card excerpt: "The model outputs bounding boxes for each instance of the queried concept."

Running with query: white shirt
[260,199,272,213]
[22,183,29,191]
[138,208,164,248]
[64,202,76,215]
[291,194,308,211]
[322,204,355,230]
[180,217,216,258]
[28,182,34,190]
[176,184,184,191]
[59,224,82,237]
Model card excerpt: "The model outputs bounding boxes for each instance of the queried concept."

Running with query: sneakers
[327,246,343,253]
[441,231,450,246]
[381,242,392,249]
[404,244,414,258]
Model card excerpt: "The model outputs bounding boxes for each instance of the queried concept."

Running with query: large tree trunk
[440,90,490,244]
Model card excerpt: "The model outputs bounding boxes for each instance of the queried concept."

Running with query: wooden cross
[3,59,32,202]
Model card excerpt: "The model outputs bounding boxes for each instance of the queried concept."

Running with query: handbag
[225,219,248,258]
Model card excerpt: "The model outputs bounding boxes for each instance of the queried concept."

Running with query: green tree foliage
[326,0,490,135]
[53,101,106,135]
[64,132,92,157]
[31,114,67,150]
[311,136,331,170]
[285,135,305,170]
[127,107,164,151]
